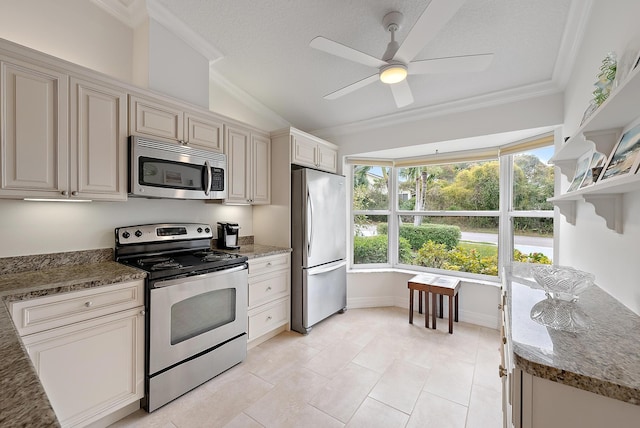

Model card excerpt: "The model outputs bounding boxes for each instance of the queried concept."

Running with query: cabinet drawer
[10,280,144,336]
[248,297,289,340]
[248,254,290,277]
[249,270,289,308]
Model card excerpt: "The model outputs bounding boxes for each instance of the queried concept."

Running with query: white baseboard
[348,296,498,330]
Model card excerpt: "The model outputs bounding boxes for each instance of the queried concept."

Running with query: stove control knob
[135,230,143,238]
[197,227,203,233]
[122,231,130,239]
[205,227,211,233]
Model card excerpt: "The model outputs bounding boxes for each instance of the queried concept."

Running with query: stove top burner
[138,256,172,265]
[194,250,236,262]
[150,261,183,271]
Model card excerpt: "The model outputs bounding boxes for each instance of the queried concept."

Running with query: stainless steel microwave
[129,136,227,200]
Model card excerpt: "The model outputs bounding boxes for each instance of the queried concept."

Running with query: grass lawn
[458,241,498,258]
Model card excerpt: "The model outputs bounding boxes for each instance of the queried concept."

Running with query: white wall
[146,19,210,108]
[347,271,501,329]
[0,199,252,257]
[560,0,640,314]
[0,0,133,82]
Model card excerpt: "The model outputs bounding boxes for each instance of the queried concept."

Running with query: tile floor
[111,306,502,428]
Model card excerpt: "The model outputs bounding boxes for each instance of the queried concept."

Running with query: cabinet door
[225,125,251,203]
[129,95,183,141]
[0,58,69,198]
[22,307,144,428]
[251,134,271,204]
[317,144,338,173]
[291,135,317,168]
[70,78,127,201]
[185,112,223,152]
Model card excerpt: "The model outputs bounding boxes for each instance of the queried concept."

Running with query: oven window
[170,288,236,345]
[140,157,204,190]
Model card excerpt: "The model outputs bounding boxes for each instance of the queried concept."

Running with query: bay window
[348,134,556,280]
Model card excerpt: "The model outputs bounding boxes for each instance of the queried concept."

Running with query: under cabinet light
[23,198,93,202]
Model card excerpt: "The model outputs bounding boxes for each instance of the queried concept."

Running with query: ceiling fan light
[379,64,407,84]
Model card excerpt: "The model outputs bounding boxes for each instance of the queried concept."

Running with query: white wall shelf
[548,63,640,234]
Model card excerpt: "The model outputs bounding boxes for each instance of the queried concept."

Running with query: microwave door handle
[204,160,212,196]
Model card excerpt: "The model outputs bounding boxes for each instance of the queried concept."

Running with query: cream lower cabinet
[10,280,145,428]
[225,124,271,204]
[247,253,290,346]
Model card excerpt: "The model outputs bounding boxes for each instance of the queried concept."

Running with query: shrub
[401,224,461,250]
[398,237,413,264]
[414,241,449,269]
[513,249,551,264]
[353,235,388,264]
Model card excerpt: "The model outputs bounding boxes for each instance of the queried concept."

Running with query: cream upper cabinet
[224,124,271,204]
[251,133,271,204]
[290,132,338,173]
[185,112,223,152]
[70,77,127,201]
[129,94,183,142]
[0,57,69,198]
[130,94,223,152]
[0,58,126,201]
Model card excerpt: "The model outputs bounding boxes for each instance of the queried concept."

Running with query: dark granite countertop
[0,249,147,427]
[505,267,640,405]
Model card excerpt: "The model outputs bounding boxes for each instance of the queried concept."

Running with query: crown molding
[209,68,290,129]
[90,0,147,28]
[312,80,562,140]
[552,0,594,88]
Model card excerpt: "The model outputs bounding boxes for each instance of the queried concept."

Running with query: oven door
[148,265,247,375]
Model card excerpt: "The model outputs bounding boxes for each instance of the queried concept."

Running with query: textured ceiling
[154,0,575,132]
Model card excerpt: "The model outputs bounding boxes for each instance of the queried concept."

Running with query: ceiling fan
[309,0,494,108]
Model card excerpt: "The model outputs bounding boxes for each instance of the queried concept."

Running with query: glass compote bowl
[531,265,595,302]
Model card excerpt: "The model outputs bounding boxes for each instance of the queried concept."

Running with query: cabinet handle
[140,310,146,316]
[84,301,93,308]
[266,286,272,291]
[502,336,507,345]
[71,191,78,196]
[266,262,272,267]
[498,303,503,310]
[180,140,186,145]
[266,315,272,321]
[61,190,68,196]
[499,365,507,378]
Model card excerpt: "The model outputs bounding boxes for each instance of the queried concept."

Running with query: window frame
[347,133,558,281]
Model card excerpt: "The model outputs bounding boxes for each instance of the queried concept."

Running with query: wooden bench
[408,274,461,334]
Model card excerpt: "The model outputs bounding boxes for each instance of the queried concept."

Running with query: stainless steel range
[114,223,248,412]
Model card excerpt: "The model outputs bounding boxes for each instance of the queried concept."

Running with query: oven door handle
[152,264,247,289]
[204,160,212,196]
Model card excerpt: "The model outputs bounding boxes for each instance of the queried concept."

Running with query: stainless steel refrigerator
[291,168,347,334]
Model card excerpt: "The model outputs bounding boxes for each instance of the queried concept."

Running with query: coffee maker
[217,222,240,249]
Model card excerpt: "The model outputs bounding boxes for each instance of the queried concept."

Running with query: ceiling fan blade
[408,53,494,74]
[390,79,414,108]
[323,74,379,100]
[310,36,386,68]
[393,0,466,63]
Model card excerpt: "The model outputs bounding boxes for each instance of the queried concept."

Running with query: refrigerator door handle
[307,189,313,257]
[307,260,346,276]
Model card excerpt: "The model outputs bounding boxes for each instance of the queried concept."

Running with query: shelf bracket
[554,200,576,226]
[583,194,623,234]
[552,160,577,181]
